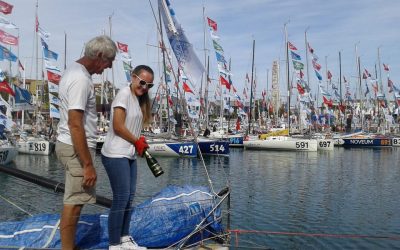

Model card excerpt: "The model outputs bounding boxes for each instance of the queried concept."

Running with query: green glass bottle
[143,150,164,177]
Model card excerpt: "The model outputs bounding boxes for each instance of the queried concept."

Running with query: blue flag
[43,47,58,61]
[0,44,17,62]
[290,51,301,60]
[315,70,322,81]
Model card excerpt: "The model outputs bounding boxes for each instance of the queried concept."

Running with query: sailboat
[244,28,317,152]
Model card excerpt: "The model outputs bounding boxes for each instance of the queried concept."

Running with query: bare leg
[60,204,83,250]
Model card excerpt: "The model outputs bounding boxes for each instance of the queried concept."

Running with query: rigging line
[0,193,33,217]
[228,229,400,240]
[148,0,218,195]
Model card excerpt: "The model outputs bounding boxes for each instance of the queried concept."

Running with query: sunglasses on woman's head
[133,74,154,89]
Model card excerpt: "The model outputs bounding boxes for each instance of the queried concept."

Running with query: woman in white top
[101,65,153,250]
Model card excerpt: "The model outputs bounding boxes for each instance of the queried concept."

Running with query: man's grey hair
[84,35,117,60]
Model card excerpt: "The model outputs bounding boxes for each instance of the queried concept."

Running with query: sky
[3,0,400,100]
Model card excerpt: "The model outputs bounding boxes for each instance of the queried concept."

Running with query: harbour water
[1,147,400,249]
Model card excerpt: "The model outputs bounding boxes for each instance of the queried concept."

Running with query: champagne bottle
[143,150,164,177]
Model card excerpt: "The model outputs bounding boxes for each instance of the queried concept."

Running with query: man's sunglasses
[133,74,154,89]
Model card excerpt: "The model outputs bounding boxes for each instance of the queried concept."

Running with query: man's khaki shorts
[55,141,96,205]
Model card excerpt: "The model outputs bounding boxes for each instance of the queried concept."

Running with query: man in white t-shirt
[55,35,117,250]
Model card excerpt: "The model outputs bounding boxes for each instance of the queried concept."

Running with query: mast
[247,39,255,135]
[158,7,171,135]
[304,27,310,93]
[284,23,290,135]
[339,51,343,129]
[205,56,210,128]
[266,68,269,120]
[357,56,363,130]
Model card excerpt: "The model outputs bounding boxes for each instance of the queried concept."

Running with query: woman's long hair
[131,65,153,126]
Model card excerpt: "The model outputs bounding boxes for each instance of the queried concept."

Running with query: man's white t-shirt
[57,62,97,148]
[101,86,143,159]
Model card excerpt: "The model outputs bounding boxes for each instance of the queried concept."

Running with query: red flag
[0,80,14,96]
[182,81,194,94]
[0,29,18,45]
[0,1,13,15]
[207,17,217,32]
[117,41,128,53]
[299,70,304,79]
[47,70,61,84]
[362,73,367,80]
[168,96,173,107]
[327,70,332,80]
[307,42,314,53]
[288,41,297,50]
[297,83,305,95]
[232,85,237,93]
[220,75,231,90]
[364,69,371,77]
[338,104,346,113]
[383,63,389,71]
[35,15,39,32]
[312,59,321,71]
[322,96,333,108]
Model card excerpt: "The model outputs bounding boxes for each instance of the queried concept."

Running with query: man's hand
[82,165,97,188]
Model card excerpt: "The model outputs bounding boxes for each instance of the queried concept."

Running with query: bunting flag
[0,29,17,45]
[290,51,301,60]
[220,75,231,90]
[0,15,16,29]
[120,52,132,62]
[383,63,389,71]
[307,42,314,53]
[14,86,32,104]
[40,37,48,49]
[0,80,14,96]
[362,72,367,79]
[182,81,194,94]
[215,51,226,63]
[43,47,58,60]
[315,70,322,81]
[117,41,128,53]
[0,1,13,15]
[0,68,5,81]
[364,69,371,77]
[292,60,304,70]
[13,86,34,111]
[49,93,60,105]
[207,17,217,32]
[343,76,347,83]
[159,0,205,91]
[168,96,173,107]
[47,70,61,84]
[44,59,61,72]
[0,44,16,61]
[38,27,50,41]
[297,82,305,95]
[123,61,132,71]
[327,70,332,80]
[210,31,220,40]
[50,104,60,119]
[388,79,394,93]
[322,96,333,108]
[212,40,224,52]
[288,41,297,50]
[312,59,321,71]
[48,82,59,93]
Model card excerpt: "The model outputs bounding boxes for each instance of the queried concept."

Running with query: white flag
[0,16,17,29]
